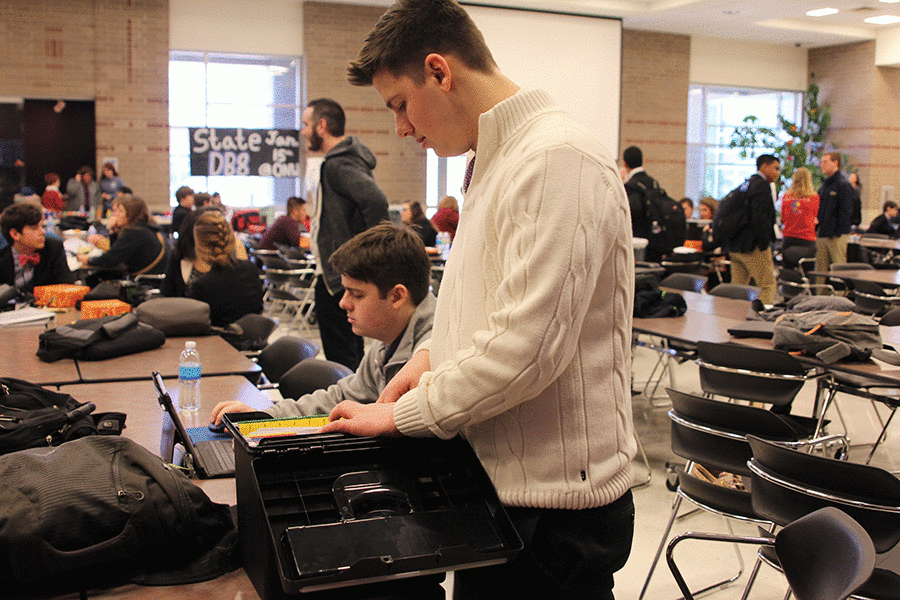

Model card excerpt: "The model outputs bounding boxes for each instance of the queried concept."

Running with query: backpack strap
[133,232,167,276]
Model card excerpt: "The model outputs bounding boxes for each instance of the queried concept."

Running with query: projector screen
[463,4,622,155]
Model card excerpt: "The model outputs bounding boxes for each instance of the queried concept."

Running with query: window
[426,153,467,216]
[686,85,802,201]
[169,51,302,207]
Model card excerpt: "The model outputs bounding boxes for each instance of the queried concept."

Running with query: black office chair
[255,336,321,388]
[661,252,704,276]
[746,436,900,600]
[637,388,843,600]
[828,262,876,294]
[220,313,278,354]
[667,507,875,600]
[277,358,353,400]
[708,282,761,301]
[695,341,826,431]
[777,266,835,300]
[660,272,707,293]
[851,279,900,317]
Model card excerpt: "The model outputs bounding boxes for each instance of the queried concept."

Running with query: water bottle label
[179,364,201,380]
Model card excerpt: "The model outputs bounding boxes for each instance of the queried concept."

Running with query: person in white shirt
[320,1,636,598]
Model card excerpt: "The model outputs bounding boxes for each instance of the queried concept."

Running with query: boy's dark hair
[175,186,194,202]
[308,98,346,137]
[44,173,59,186]
[883,200,898,212]
[194,192,212,209]
[622,146,642,169]
[757,154,779,169]
[1,203,42,243]
[348,0,496,86]
[330,222,431,305]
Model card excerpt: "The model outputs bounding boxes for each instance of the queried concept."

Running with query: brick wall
[810,41,900,223]
[303,2,424,208]
[621,29,691,197]
[0,0,170,211]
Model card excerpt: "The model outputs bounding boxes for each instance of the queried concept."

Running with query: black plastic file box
[224,413,522,599]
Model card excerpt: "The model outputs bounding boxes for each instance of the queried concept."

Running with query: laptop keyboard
[196,439,235,477]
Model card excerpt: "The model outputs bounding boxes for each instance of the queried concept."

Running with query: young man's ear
[424,53,452,91]
[388,284,410,308]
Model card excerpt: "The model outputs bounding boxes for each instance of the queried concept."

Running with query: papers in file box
[236,415,330,447]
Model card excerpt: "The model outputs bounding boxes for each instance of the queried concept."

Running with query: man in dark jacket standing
[816,152,854,275]
[621,145,664,261]
[722,154,779,304]
[303,98,389,370]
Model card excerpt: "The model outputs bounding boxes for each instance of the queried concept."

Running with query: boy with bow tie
[1,203,74,293]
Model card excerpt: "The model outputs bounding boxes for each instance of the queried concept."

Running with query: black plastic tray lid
[240,432,522,593]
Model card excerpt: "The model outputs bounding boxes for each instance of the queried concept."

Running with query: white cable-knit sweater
[393,89,636,510]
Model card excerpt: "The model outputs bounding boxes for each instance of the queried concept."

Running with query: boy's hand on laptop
[320,401,401,437]
[378,349,430,403]
[210,400,255,426]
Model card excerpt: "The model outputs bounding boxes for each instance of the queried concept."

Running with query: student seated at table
[0,202,75,292]
[77,195,166,278]
[162,206,247,297]
[187,209,264,328]
[867,200,900,238]
[210,222,435,423]
[257,196,310,251]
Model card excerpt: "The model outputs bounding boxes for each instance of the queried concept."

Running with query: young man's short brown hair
[330,222,431,305]
[348,0,496,86]
[1,202,42,244]
[286,196,306,212]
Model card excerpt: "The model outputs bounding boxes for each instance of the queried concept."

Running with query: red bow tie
[18,253,40,267]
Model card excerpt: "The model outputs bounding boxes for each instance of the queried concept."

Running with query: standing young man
[322,2,636,598]
[303,98,389,371]
[816,151,854,275]
[721,154,780,304]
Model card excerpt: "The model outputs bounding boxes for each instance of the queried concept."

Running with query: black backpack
[36,313,166,363]
[0,378,98,455]
[712,178,752,250]
[630,178,686,257]
[0,436,239,593]
[634,276,687,318]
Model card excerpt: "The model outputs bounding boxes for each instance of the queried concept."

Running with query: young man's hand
[210,400,255,425]
[320,401,401,437]
[378,348,430,403]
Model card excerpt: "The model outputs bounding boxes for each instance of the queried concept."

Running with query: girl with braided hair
[187,209,263,327]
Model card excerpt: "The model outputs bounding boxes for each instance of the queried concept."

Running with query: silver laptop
[151,371,234,478]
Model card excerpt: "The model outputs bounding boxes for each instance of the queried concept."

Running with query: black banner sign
[189,127,301,178]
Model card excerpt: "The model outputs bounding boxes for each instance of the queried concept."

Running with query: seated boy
[1,203,75,292]
[210,222,435,423]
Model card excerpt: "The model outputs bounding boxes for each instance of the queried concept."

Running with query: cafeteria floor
[267,320,900,599]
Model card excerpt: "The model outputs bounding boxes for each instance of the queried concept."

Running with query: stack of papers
[0,306,55,328]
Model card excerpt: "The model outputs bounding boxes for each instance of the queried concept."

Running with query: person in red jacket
[41,173,64,212]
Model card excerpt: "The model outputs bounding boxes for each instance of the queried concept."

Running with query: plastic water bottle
[178,341,201,412]
[437,231,451,261]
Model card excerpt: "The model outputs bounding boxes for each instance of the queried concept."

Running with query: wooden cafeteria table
[1,319,81,386]
[637,292,900,388]
[810,269,900,287]
[633,292,751,346]
[74,333,262,383]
